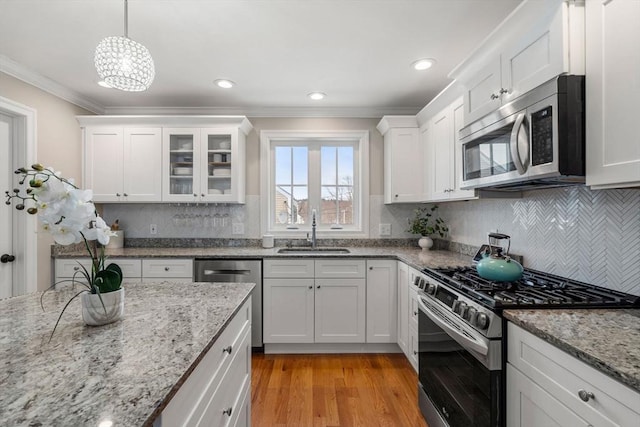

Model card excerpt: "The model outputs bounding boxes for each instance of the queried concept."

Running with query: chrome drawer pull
[578,389,594,402]
[223,345,233,355]
[222,407,233,416]
[164,267,170,271]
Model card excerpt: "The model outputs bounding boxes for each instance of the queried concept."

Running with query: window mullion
[308,144,321,227]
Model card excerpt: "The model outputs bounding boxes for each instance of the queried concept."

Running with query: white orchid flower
[83,215,115,245]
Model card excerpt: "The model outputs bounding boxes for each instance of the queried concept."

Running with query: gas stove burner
[423,266,640,310]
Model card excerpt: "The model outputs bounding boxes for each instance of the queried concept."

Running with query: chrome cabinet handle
[369,266,373,270]
[317,285,321,289]
[413,311,418,316]
[308,286,313,289]
[73,266,80,271]
[222,407,233,416]
[123,193,128,197]
[499,87,509,95]
[223,345,233,354]
[164,267,170,271]
[490,93,499,100]
[578,389,594,402]
[413,351,418,355]
[201,193,205,197]
[116,193,121,197]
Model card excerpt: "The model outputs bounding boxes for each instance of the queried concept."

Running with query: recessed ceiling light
[97,80,112,88]
[412,58,436,71]
[308,92,326,100]
[214,79,235,89]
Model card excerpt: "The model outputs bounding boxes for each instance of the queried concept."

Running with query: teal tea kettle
[476,233,524,282]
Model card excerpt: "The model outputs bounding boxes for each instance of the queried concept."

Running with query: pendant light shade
[94,0,155,91]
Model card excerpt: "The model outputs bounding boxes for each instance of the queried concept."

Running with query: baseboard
[264,342,402,354]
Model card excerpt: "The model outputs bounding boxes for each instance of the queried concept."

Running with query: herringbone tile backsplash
[440,187,640,296]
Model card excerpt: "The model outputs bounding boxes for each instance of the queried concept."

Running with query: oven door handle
[419,298,489,356]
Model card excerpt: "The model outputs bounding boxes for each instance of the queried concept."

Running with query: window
[261,131,369,236]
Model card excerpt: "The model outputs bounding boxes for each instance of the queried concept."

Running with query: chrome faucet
[307,209,317,249]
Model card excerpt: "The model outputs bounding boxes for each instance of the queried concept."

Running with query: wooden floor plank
[252,353,428,427]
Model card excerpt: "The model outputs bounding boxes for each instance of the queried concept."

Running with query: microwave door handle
[510,112,529,175]
[419,298,489,356]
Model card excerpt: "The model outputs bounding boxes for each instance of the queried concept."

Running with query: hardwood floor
[251,353,428,427]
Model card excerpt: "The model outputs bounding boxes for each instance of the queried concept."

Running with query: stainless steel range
[414,247,640,427]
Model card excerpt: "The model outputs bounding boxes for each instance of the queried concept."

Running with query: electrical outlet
[232,223,244,235]
[150,224,157,235]
[379,223,391,236]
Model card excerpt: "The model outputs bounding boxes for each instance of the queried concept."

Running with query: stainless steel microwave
[460,75,585,191]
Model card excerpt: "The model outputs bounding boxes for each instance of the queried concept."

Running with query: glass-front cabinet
[162,120,250,203]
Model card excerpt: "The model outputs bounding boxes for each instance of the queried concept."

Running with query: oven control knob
[426,282,437,295]
[475,313,490,330]
[466,307,477,322]
[456,302,468,317]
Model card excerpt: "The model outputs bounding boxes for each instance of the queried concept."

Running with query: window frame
[260,130,369,238]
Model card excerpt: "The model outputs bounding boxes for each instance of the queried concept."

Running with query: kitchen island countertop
[504,308,640,394]
[0,281,254,426]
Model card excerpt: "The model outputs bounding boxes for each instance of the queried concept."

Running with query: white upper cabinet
[586,0,640,189]
[82,126,162,202]
[450,0,585,125]
[418,85,477,203]
[377,116,423,204]
[78,116,252,204]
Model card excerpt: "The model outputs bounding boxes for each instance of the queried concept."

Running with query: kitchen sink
[277,247,351,254]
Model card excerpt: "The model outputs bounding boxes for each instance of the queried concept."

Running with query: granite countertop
[52,245,473,271]
[504,309,640,394]
[0,281,254,426]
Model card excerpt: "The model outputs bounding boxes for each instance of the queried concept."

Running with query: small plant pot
[418,236,434,251]
[81,288,124,326]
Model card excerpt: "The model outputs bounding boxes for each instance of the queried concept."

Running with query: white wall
[0,72,93,291]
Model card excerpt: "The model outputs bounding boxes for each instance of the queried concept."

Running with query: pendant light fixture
[94,0,155,91]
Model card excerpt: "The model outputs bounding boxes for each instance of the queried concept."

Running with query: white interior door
[0,113,14,299]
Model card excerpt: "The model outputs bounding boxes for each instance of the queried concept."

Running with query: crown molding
[102,105,420,118]
[0,55,105,114]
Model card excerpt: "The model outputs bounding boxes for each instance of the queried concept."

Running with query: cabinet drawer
[56,258,142,278]
[264,259,314,278]
[315,259,365,278]
[159,297,251,426]
[195,328,251,426]
[142,258,193,278]
[508,323,640,427]
[55,259,93,278]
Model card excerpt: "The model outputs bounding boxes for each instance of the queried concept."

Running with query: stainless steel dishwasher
[194,259,262,348]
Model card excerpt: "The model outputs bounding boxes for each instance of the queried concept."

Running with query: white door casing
[0,113,13,298]
[0,96,37,296]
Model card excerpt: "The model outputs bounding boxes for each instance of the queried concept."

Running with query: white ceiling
[0,0,522,116]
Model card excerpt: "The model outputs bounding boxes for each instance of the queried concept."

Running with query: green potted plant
[406,205,448,250]
[5,164,123,338]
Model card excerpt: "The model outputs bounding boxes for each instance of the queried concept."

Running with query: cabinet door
[500,3,566,103]
[408,324,418,373]
[163,128,201,202]
[462,58,502,125]
[384,128,423,203]
[123,128,162,202]
[586,0,640,189]
[507,364,591,427]
[263,278,314,343]
[365,260,397,343]
[314,278,365,343]
[84,127,124,202]
[429,109,453,200]
[397,261,409,353]
[200,129,238,202]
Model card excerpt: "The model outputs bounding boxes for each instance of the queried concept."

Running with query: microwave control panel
[531,106,553,166]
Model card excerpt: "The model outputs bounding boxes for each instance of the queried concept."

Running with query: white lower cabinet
[155,297,252,427]
[407,280,419,372]
[366,260,397,343]
[54,257,143,286]
[507,322,640,427]
[263,259,375,345]
[142,258,193,282]
[263,258,398,347]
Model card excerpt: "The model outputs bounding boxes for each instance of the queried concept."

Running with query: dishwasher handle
[203,269,252,276]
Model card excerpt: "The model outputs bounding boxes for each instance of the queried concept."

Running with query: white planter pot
[81,288,124,326]
[418,236,434,251]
